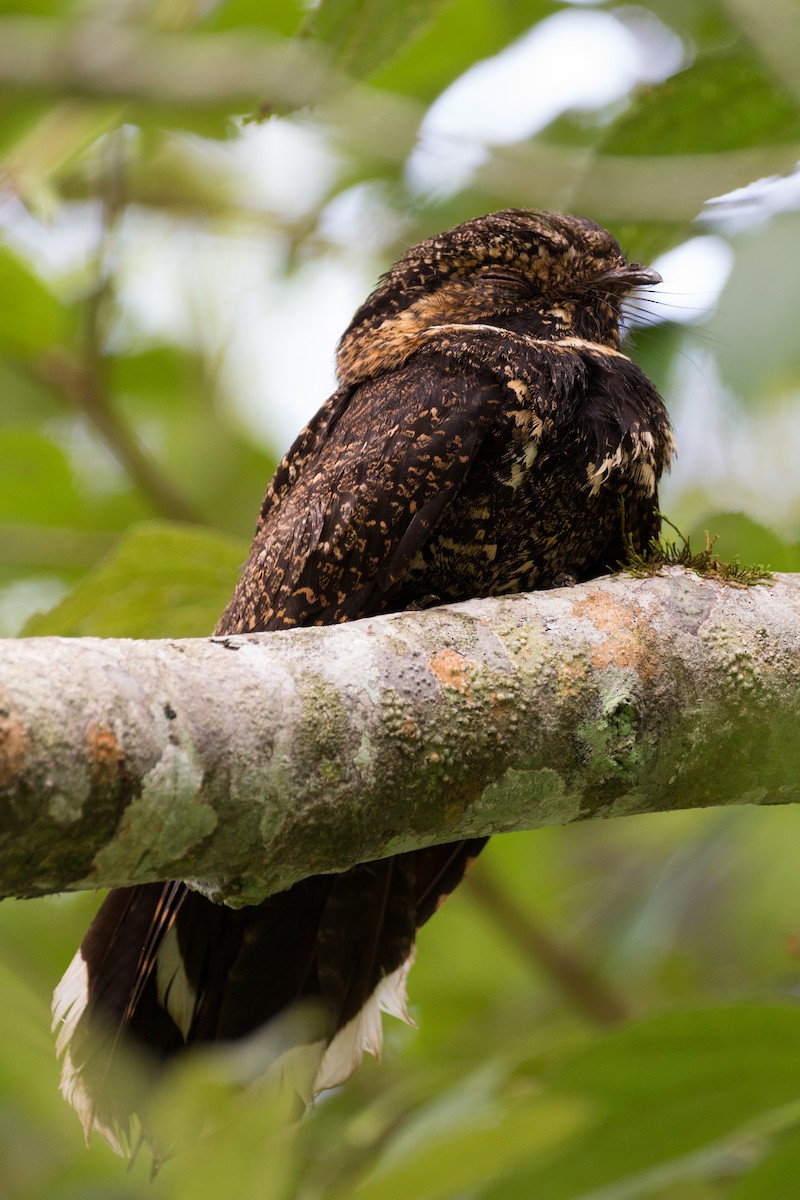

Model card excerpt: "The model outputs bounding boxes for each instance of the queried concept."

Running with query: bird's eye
[476,266,515,282]
[476,267,537,295]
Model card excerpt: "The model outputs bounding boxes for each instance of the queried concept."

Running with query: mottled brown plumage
[53,209,673,1154]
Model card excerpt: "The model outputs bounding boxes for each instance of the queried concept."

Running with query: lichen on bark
[0,570,799,904]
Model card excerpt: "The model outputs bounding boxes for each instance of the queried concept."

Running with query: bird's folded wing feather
[216,361,510,633]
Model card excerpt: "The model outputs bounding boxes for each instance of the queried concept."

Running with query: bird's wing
[216,360,509,632]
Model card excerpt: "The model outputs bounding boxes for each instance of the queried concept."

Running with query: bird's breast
[402,381,663,602]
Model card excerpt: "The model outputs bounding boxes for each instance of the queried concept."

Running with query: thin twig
[466,867,630,1028]
[33,346,204,526]
[32,132,205,526]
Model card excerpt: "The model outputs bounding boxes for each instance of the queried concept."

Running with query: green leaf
[202,0,306,38]
[0,0,69,14]
[486,1007,800,1200]
[602,46,800,156]
[0,429,84,526]
[0,97,51,155]
[373,0,556,102]
[302,0,451,80]
[21,520,247,637]
[146,1056,301,1200]
[0,356,61,426]
[354,1094,589,1200]
[0,247,65,356]
[131,105,235,143]
[728,1126,800,1199]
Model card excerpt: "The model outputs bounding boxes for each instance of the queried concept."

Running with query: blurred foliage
[2,0,800,1196]
[21,521,246,637]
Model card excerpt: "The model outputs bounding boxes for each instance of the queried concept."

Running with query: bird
[52,208,674,1154]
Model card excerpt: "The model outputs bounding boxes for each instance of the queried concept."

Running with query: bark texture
[1,569,798,905]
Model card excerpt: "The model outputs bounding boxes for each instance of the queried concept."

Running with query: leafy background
[2,0,800,1196]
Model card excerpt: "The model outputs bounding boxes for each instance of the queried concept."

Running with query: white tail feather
[52,940,417,1150]
[51,950,89,1057]
[52,951,128,1152]
[155,925,197,1040]
[58,1047,125,1154]
[375,952,415,1024]
[313,951,416,1094]
[264,1039,326,1106]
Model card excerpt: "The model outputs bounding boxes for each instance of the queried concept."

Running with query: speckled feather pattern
[54,209,673,1153]
[217,324,671,633]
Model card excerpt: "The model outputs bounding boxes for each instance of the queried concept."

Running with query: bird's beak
[619,264,662,288]
[593,263,662,291]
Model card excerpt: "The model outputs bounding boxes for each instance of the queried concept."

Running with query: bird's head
[336,209,659,384]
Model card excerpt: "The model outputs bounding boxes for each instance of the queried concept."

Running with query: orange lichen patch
[428,647,473,693]
[0,704,26,788]
[555,654,590,698]
[399,716,420,740]
[85,721,124,790]
[573,591,659,682]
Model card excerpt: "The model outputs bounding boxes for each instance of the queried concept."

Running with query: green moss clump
[623,514,774,588]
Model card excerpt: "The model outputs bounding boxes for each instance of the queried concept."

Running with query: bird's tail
[52,839,486,1153]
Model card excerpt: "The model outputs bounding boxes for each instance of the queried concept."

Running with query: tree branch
[1,570,798,906]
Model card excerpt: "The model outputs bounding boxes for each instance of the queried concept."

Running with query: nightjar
[53,209,673,1153]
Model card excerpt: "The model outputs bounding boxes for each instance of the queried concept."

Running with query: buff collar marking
[422,323,631,361]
